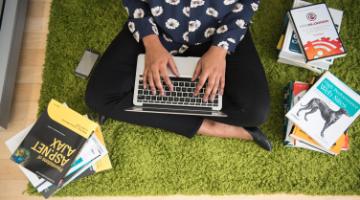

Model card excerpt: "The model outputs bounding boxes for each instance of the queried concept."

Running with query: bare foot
[198,119,253,140]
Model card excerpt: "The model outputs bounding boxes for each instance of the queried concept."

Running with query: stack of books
[284,72,360,155]
[277,0,346,73]
[6,99,112,198]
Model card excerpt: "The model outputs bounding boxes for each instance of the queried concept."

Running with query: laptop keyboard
[136,77,219,107]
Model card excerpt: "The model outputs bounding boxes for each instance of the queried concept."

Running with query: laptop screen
[0,0,5,30]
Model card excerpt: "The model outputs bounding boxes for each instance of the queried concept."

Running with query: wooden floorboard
[0,0,358,199]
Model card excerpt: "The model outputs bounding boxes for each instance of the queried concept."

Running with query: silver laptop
[125,54,227,117]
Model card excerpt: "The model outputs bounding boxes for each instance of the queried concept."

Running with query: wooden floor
[0,0,359,199]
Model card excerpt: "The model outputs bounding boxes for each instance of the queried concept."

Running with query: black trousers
[85,27,270,138]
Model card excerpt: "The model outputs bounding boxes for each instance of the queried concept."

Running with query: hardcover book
[288,3,346,62]
[286,72,360,149]
[10,100,96,185]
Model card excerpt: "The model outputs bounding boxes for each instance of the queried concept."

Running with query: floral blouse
[123,0,260,54]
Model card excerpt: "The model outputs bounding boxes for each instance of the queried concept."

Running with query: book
[10,99,97,185]
[288,3,346,62]
[283,81,310,146]
[283,79,350,155]
[6,107,112,198]
[278,0,343,73]
[286,72,360,149]
[290,125,346,155]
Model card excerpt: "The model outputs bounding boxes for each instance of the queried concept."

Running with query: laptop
[125,54,227,117]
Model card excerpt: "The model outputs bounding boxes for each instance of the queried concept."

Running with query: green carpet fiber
[30,0,360,196]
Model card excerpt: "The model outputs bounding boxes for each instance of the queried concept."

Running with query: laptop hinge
[142,103,212,111]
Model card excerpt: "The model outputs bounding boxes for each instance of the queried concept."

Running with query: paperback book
[6,99,112,198]
[278,0,343,73]
[288,3,346,62]
[286,72,360,149]
[283,79,350,155]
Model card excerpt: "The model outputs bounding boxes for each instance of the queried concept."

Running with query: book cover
[290,125,346,155]
[10,100,96,185]
[286,72,360,149]
[288,3,346,62]
[278,0,343,71]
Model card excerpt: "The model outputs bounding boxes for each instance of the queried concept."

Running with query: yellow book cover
[290,125,345,155]
[93,127,112,172]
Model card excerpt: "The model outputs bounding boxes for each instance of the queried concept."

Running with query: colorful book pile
[6,99,112,198]
[277,0,346,73]
[283,72,360,155]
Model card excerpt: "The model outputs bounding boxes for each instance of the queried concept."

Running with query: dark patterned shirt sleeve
[212,0,260,53]
[122,0,159,42]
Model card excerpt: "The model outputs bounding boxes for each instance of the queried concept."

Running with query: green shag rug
[30,0,360,196]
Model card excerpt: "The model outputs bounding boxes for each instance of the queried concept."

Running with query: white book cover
[278,0,343,71]
[288,3,346,62]
[286,72,360,149]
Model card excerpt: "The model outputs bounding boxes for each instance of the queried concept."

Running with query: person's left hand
[192,46,227,102]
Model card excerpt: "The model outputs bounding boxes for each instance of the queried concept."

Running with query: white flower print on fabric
[163,33,173,42]
[227,38,236,43]
[133,31,140,42]
[218,41,229,50]
[166,0,180,6]
[240,34,245,41]
[151,6,163,17]
[251,3,259,11]
[224,0,236,6]
[183,32,189,42]
[128,22,135,33]
[179,44,189,54]
[189,20,201,32]
[183,7,190,17]
[152,25,159,35]
[232,3,243,13]
[235,19,246,29]
[206,8,219,18]
[216,25,228,34]
[124,7,129,15]
[170,50,178,55]
[165,18,180,30]
[133,8,145,19]
[204,27,216,38]
[190,0,205,8]
[149,18,156,26]
[195,42,202,45]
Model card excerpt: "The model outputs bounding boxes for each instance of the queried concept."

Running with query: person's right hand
[142,35,179,96]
